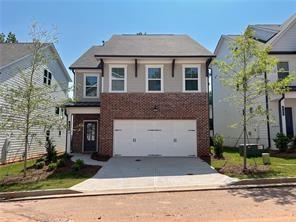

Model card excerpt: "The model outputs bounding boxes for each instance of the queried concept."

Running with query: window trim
[277,61,289,80]
[109,64,127,92]
[83,73,100,98]
[145,65,164,93]
[182,64,201,93]
[43,69,52,85]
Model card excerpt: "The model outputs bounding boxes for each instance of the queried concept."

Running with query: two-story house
[213,13,296,148]
[0,43,71,163]
[66,34,214,161]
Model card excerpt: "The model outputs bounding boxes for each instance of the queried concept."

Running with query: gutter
[278,94,285,133]
[94,55,216,58]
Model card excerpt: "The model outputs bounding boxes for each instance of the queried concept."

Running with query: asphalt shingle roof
[0,43,34,68]
[70,34,214,69]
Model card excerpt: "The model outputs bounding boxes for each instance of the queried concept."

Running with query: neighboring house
[0,43,71,163]
[66,34,214,161]
[213,13,296,148]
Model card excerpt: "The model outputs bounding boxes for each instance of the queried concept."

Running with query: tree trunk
[23,134,28,177]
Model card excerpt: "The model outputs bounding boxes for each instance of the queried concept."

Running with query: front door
[83,121,97,152]
[285,107,294,138]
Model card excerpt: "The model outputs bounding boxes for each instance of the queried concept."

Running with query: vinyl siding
[272,21,296,51]
[0,48,69,163]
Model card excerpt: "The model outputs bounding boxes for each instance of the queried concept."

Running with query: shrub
[57,159,65,168]
[72,159,84,171]
[45,139,57,163]
[273,133,289,152]
[36,156,46,163]
[61,152,72,160]
[35,161,45,169]
[290,137,296,151]
[47,162,57,171]
[213,134,224,158]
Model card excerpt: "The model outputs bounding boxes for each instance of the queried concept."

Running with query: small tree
[5,32,18,43]
[214,27,294,171]
[0,23,69,176]
[0,33,5,43]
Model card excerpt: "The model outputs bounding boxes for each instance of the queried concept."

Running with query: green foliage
[35,161,45,169]
[5,32,18,43]
[61,152,72,160]
[72,159,84,171]
[45,139,57,163]
[57,159,65,168]
[213,134,224,158]
[0,33,5,43]
[0,32,18,43]
[47,162,57,171]
[273,133,289,152]
[291,137,296,151]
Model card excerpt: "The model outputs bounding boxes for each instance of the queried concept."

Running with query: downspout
[206,58,214,139]
[64,110,68,154]
[264,72,271,148]
[278,94,285,133]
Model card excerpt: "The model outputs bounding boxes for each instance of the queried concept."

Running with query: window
[84,74,99,97]
[46,130,50,142]
[58,130,62,137]
[55,107,59,115]
[86,122,96,141]
[146,65,163,92]
[43,69,52,85]
[183,65,200,92]
[277,62,289,80]
[110,65,127,92]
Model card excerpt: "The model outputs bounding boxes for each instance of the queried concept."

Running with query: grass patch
[0,157,100,192]
[211,147,296,179]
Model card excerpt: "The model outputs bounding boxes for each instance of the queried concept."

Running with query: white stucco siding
[272,21,296,51]
[0,48,68,163]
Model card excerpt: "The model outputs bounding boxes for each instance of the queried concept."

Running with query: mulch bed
[218,164,270,177]
[91,152,110,162]
[269,150,296,158]
[233,177,296,185]
[0,158,100,186]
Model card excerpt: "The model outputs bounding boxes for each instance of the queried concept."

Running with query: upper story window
[146,65,163,92]
[109,65,127,92]
[183,65,201,92]
[84,74,99,98]
[277,62,289,80]
[43,69,52,85]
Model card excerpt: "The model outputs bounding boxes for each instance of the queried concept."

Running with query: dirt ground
[1,187,296,222]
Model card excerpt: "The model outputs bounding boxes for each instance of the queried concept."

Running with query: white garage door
[113,120,197,156]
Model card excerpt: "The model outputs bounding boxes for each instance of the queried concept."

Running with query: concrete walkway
[71,157,238,193]
[71,153,107,166]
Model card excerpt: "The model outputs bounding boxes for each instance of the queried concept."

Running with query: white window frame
[182,64,201,93]
[109,64,127,92]
[277,61,290,80]
[83,73,100,98]
[145,65,164,93]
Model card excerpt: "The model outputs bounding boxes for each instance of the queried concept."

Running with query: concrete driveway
[71,157,238,193]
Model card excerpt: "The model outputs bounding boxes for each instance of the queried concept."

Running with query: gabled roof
[215,13,296,54]
[0,43,36,67]
[0,43,71,82]
[70,34,214,69]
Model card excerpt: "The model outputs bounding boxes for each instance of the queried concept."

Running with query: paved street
[1,187,296,222]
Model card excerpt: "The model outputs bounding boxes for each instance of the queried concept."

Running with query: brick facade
[100,93,210,160]
[72,114,100,153]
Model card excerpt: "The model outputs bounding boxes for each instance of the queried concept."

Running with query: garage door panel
[113,120,197,156]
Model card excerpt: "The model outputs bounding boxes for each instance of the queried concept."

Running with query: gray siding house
[213,13,296,148]
[0,43,71,163]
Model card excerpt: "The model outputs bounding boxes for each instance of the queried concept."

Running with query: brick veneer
[100,93,210,160]
[72,114,100,153]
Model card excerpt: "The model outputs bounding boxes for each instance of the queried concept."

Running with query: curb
[1,182,296,202]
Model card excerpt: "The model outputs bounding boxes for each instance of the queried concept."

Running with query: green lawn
[0,159,99,192]
[211,147,296,179]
